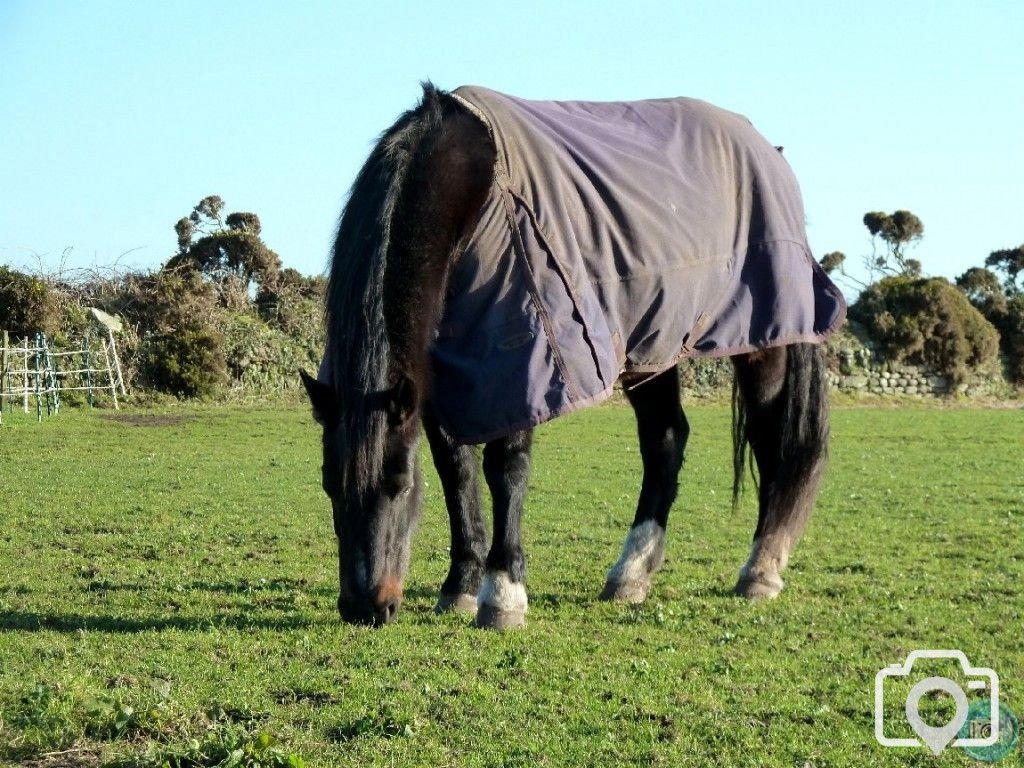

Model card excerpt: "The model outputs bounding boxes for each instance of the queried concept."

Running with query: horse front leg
[601,365,689,603]
[477,429,533,630]
[732,344,829,599]
[422,406,488,615]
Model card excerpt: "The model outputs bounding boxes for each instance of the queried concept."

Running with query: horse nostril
[373,597,400,626]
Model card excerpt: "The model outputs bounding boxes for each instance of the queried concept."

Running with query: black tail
[731,375,750,511]
[732,344,829,520]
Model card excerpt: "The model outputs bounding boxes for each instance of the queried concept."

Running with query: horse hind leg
[601,365,688,603]
[732,344,829,599]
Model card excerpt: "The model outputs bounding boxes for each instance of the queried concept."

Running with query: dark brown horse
[302,84,840,628]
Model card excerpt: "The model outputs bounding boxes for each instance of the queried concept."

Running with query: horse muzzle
[337,579,404,626]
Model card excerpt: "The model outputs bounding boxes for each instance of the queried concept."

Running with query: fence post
[1,329,8,412]
[22,337,29,413]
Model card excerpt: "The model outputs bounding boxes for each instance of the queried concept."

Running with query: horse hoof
[475,605,526,630]
[599,579,651,603]
[734,574,783,600]
[435,592,478,615]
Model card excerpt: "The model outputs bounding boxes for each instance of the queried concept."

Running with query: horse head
[302,369,423,625]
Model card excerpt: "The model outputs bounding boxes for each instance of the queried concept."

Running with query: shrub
[144,326,226,398]
[980,294,1024,386]
[134,268,228,398]
[1000,295,1024,385]
[0,266,59,340]
[955,267,1024,387]
[219,311,319,392]
[850,276,999,385]
[255,269,326,336]
[679,356,734,396]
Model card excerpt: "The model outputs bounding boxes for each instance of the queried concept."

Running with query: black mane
[325,83,447,493]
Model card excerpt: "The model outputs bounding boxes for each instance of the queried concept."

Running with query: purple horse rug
[359,86,846,444]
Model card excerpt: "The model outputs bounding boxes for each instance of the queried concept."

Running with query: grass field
[1,401,1022,767]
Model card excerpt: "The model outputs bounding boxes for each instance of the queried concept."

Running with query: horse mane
[325,83,447,494]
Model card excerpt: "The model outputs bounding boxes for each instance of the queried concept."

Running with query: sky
[1,1,1022,295]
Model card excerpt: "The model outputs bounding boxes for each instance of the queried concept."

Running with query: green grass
[0,402,1022,767]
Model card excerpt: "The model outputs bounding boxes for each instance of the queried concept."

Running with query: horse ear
[300,369,338,426]
[387,374,418,427]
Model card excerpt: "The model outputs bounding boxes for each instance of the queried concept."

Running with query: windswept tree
[956,267,1007,314]
[863,210,924,278]
[819,251,846,275]
[985,244,1024,295]
[959,252,1024,385]
[168,195,282,307]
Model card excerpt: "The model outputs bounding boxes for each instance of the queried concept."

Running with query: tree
[956,267,1007,314]
[957,263,1024,385]
[819,251,846,275]
[850,275,999,385]
[167,196,282,307]
[863,210,924,278]
[985,244,1024,295]
[134,267,228,397]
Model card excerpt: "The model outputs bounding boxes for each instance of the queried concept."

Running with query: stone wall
[676,323,1015,400]
[825,323,1010,398]
[827,364,951,396]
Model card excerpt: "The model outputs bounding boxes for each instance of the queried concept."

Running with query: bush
[955,267,1024,387]
[255,269,326,337]
[679,356,734,396]
[219,311,319,392]
[1001,296,1024,385]
[134,268,228,398]
[982,294,1024,386]
[0,266,59,340]
[850,276,999,385]
[144,325,226,398]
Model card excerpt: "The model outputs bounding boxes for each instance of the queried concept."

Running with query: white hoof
[602,520,665,603]
[476,571,527,630]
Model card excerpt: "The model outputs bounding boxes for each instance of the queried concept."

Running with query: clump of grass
[84,695,169,740]
[1,682,82,758]
[110,726,305,768]
[326,706,416,742]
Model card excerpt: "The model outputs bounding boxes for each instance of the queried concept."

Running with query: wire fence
[0,329,126,423]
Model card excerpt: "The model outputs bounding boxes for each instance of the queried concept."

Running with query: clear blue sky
[2,1,1022,291]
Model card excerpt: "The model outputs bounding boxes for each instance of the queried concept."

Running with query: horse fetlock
[734,571,784,599]
[734,535,789,599]
[435,592,479,615]
[475,570,527,630]
[601,520,665,603]
[599,577,652,603]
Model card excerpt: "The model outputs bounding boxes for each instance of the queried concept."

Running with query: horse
[301,83,845,629]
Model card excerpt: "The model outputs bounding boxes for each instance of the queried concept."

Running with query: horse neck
[383,108,496,392]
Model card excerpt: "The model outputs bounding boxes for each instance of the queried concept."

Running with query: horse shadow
[0,577,338,634]
[0,609,320,633]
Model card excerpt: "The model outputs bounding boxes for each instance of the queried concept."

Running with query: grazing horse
[302,84,845,628]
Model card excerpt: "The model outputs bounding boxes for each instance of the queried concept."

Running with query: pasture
[0,401,1021,767]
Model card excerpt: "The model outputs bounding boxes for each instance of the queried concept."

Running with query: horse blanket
[427,86,845,443]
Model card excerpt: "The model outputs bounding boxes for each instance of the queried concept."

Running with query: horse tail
[731,374,749,511]
[732,343,829,512]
